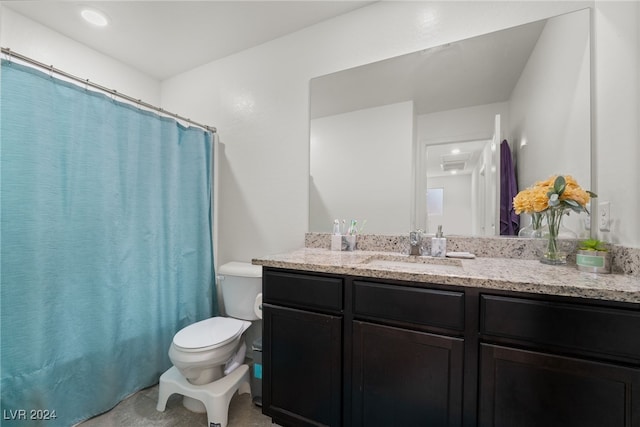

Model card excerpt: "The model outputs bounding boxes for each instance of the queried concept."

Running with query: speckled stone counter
[305,232,640,276]
[253,248,640,304]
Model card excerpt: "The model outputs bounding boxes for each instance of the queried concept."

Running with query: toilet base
[156,365,251,427]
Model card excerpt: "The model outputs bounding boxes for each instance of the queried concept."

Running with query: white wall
[309,101,414,234]
[162,1,601,264]
[507,9,591,236]
[509,9,591,192]
[417,102,509,144]
[593,1,640,246]
[0,6,160,105]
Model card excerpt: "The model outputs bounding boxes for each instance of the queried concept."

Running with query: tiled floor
[77,383,276,427]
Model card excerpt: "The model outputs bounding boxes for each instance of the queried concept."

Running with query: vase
[518,212,544,238]
[519,212,548,259]
[540,207,577,265]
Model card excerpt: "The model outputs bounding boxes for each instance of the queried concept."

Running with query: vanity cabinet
[262,270,343,427]
[261,267,640,427]
[479,344,640,427]
[478,294,640,427]
[352,321,463,426]
[351,280,465,427]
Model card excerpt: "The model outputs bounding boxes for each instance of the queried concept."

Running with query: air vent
[440,152,471,172]
[441,161,467,171]
[442,152,471,163]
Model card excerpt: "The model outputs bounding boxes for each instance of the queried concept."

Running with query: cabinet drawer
[263,269,343,312]
[353,281,464,331]
[481,295,640,362]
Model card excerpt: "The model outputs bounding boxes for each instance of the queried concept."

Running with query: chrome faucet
[409,230,423,256]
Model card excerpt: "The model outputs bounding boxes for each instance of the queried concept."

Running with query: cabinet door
[479,343,640,427]
[263,303,342,427]
[352,321,464,427]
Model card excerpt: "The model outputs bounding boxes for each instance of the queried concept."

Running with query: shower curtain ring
[49,65,54,78]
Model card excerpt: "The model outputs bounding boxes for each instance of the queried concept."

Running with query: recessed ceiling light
[451,148,460,155]
[81,8,109,27]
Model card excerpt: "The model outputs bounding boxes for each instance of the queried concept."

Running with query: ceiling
[4,1,373,80]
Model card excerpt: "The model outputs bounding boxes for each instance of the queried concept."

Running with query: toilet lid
[173,317,245,350]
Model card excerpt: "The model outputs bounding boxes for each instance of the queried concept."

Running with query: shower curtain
[1,60,216,426]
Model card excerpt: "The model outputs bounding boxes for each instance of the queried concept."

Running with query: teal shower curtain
[1,60,216,426]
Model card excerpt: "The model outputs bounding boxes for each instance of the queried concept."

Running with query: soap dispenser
[431,225,447,257]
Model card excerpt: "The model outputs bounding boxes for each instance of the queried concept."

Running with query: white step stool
[156,364,251,427]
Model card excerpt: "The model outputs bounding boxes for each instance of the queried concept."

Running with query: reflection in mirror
[309,8,591,236]
[416,112,503,237]
[423,137,496,236]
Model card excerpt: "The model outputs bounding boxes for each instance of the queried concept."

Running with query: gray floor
[77,383,276,427]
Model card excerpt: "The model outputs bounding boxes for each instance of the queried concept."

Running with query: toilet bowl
[169,316,251,385]
[156,261,262,427]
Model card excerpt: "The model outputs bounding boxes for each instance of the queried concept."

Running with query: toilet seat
[173,317,245,352]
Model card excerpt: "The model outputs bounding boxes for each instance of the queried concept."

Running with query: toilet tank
[218,262,262,321]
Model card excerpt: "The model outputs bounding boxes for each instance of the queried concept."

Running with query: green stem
[546,207,563,259]
[532,212,543,230]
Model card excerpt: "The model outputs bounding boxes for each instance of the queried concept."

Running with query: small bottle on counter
[331,219,342,251]
[431,225,447,257]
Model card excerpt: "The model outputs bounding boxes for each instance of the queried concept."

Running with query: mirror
[309,8,591,236]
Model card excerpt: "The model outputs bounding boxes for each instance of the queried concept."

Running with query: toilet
[156,261,262,427]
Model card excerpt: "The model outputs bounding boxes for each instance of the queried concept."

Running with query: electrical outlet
[599,202,611,232]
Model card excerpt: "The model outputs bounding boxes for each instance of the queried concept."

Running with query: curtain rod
[1,47,217,133]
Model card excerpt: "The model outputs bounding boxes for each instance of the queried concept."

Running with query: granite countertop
[253,248,640,304]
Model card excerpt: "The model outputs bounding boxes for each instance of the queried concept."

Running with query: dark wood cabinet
[263,304,342,427]
[352,280,465,332]
[479,294,640,427]
[261,267,640,427]
[262,270,344,427]
[352,321,464,427]
[478,343,640,427]
[351,279,465,426]
[479,294,640,364]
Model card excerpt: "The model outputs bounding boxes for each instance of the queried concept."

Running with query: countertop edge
[253,249,640,305]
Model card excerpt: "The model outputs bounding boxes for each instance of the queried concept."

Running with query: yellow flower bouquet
[513,175,596,264]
